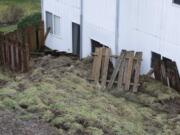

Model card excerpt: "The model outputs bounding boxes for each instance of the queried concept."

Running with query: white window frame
[46,11,61,37]
[53,15,61,37]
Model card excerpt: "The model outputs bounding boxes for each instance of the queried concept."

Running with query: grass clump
[0,0,40,32]
[17,12,41,29]
[0,88,17,97]
[0,24,17,33]
[0,56,180,135]
[2,98,18,110]
[0,74,173,135]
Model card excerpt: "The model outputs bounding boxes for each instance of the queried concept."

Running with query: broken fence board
[124,51,134,91]
[101,48,111,89]
[107,50,126,89]
[117,52,127,90]
[132,52,142,92]
[91,48,103,83]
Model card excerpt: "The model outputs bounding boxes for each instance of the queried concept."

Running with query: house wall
[42,0,180,74]
[82,0,117,57]
[118,0,180,73]
[42,0,80,53]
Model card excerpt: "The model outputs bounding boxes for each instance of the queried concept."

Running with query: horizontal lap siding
[119,0,180,73]
[82,0,117,57]
[43,0,80,53]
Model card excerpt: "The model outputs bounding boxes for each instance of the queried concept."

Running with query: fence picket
[0,21,44,72]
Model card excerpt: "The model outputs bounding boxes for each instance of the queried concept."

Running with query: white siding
[82,0,117,57]
[119,0,180,73]
[43,0,80,52]
[42,0,180,73]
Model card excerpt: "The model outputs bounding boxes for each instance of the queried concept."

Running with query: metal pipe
[41,0,44,20]
[80,0,84,59]
[115,0,120,55]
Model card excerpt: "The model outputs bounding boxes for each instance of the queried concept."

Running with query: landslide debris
[0,55,180,135]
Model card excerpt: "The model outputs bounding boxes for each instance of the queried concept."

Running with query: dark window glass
[174,0,180,5]
[46,11,53,33]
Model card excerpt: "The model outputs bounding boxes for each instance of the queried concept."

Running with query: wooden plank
[91,48,103,83]
[132,52,143,92]
[10,44,15,71]
[171,62,180,91]
[107,50,126,89]
[44,27,51,41]
[13,44,17,71]
[2,42,5,65]
[24,43,30,72]
[101,48,111,89]
[21,47,25,72]
[8,43,12,69]
[15,44,19,71]
[6,41,10,66]
[95,48,103,83]
[100,48,106,78]
[38,22,45,50]
[160,61,168,86]
[151,52,161,81]
[0,29,30,72]
[29,26,36,51]
[124,51,134,91]
[0,34,2,65]
[91,49,99,80]
[117,52,126,90]
[0,47,2,65]
[162,57,175,88]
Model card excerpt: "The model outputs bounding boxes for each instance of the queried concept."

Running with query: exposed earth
[0,55,180,135]
[0,110,59,135]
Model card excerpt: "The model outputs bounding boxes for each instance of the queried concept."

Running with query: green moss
[142,77,180,100]
[0,24,17,33]
[0,59,180,135]
[0,0,40,17]
[51,115,75,127]
[112,121,146,135]
[0,88,17,97]
[85,127,103,135]
[0,101,5,109]
[0,71,10,80]
[41,110,55,122]
[2,98,18,109]
[16,86,51,112]
[17,12,41,29]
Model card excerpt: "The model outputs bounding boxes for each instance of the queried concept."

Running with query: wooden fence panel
[0,21,45,72]
[0,35,30,72]
[38,21,45,50]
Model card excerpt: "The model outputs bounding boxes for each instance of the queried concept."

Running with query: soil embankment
[0,55,180,135]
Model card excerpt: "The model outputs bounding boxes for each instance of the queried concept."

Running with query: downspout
[115,0,120,55]
[41,0,44,20]
[80,0,83,59]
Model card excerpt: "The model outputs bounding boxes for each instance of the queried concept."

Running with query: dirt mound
[0,55,180,135]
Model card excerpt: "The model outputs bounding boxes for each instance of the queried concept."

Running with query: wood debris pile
[151,52,180,92]
[90,47,143,92]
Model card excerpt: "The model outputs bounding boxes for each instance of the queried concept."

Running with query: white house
[41,0,180,73]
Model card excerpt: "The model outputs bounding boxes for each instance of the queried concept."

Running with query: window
[46,11,61,36]
[46,12,53,33]
[174,0,180,5]
[54,15,61,35]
